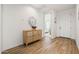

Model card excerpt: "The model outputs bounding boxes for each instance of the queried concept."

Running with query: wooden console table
[23,29,42,46]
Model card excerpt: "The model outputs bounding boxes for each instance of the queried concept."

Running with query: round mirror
[29,17,37,29]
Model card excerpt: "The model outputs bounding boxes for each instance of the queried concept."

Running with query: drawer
[38,31,42,35]
[33,35,39,40]
[27,32,33,36]
[33,31,38,35]
[26,37,33,43]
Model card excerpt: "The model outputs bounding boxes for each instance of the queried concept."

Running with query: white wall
[0,4,1,53]
[56,8,76,39]
[76,5,79,48]
[2,5,43,51]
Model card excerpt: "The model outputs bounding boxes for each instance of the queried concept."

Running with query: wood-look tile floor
[2,37,79,54]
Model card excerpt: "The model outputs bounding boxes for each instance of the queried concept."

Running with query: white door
[57,13,71,38]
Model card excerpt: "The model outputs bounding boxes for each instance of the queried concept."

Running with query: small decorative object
[29,17,37,30]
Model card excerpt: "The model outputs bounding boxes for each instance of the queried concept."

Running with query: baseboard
[56,36,75,40]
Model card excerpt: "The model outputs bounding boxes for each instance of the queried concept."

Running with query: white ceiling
[29,4,76,12]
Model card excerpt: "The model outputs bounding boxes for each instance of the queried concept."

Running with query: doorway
[44,13,52,38]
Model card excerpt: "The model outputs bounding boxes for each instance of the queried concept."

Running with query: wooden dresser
[23,29,42,46]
